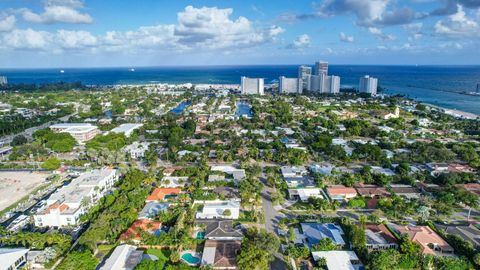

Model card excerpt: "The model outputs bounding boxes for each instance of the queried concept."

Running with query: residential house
[437,223,480,250]
[119,220,162,242]
[195,200,241,220]
[298,223,346,248]
[110,123,143,137]
[123,142,150,159]
[394,225,454,256]
[364,224,398,251]
[462,183,480,196]
[195,220,243,240]
[138,202,170,220]
[288,188,325,202]
[281,166,308,178]
[210,165,246,182]
[309,163,334,176]
[326,185,358,201]
[201,240,241,270]
[390,184,421,199]
[312,251,362,270]
[99,244,144,270]
[146,188,182,202]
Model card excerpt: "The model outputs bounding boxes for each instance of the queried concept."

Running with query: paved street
[260,174,288,270]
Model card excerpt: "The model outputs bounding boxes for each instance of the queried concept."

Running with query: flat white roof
[50,123,93,128]
[111,123,143,133]
[311,251,359,270]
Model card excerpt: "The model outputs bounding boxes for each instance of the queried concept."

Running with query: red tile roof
[395,225,453,255]
[120,219,161,240]
[146,188,182,201]
[327,185,357,195]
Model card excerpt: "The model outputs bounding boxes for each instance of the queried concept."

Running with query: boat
[60,70,65,73]
[129,68,135,72]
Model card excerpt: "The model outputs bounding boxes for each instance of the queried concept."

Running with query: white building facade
[359,75,378,95]
[279,76,300,94]
[34,168,118,227]
[240,77,264,95]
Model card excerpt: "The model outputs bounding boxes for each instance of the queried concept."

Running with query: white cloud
[3,28,52,49]
[434,5,480,37]
[367,27,396,41]
[174,6,283,49]
[339,32,354,42]
[0,15,16,32]
[1,5,284,54]
[404,23,424,40]
[289,34,311,49]
[56,30,97,49]
[21,0,92,24]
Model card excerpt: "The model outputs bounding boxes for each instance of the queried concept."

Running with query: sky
[0,0,479,67]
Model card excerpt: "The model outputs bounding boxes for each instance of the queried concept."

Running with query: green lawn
[146,248,171,261]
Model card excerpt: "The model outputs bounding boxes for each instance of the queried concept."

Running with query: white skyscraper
[314,61,328,75]
[0,76,7,85]
[298,65,312,92]
[328,76,341,94]
[241,76,264,95]
[359,75,378,95]
[279,76,300,94]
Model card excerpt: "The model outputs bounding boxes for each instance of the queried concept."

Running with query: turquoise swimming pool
[181,253,200,265]
[196,231,205,240]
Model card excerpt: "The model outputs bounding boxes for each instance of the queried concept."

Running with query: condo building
[314,61,328,75]
[298,65,312,92]
[279,76,301,94]
[34,168,118,227]
[240,76,264,95]
[0,76,7,85]
[359,75,378,95]
[50,123,101,143]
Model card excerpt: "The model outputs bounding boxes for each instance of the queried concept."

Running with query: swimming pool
[196,231,205,240]
[181,253,200,265]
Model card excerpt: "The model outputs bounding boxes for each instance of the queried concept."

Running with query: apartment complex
[279,76,300,94]
[240,76,264,95]
[50,123,101,143]
[34,168,118,227]
[359,75,378,95]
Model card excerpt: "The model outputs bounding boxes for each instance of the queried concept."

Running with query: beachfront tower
[241,76,264,95]
[298,65,312,92]
[314,61,328,76]
[359,75,378,95]
[0,76,7,86]
[279,76,301,94]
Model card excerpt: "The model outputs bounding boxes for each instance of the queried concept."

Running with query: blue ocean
[0,65,479,115]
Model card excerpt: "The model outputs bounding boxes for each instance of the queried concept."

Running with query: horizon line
[1,63,480,70]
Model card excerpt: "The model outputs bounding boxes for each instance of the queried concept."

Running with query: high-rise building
[328,76,341,94]
[0,76,7,85]
[279,76,300,94]
[359,75,378,95]
[476,83,480,93]
[241,76,264,95]
[314,61,328,76]
[308,74,340,94]
[298,65,312,92]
